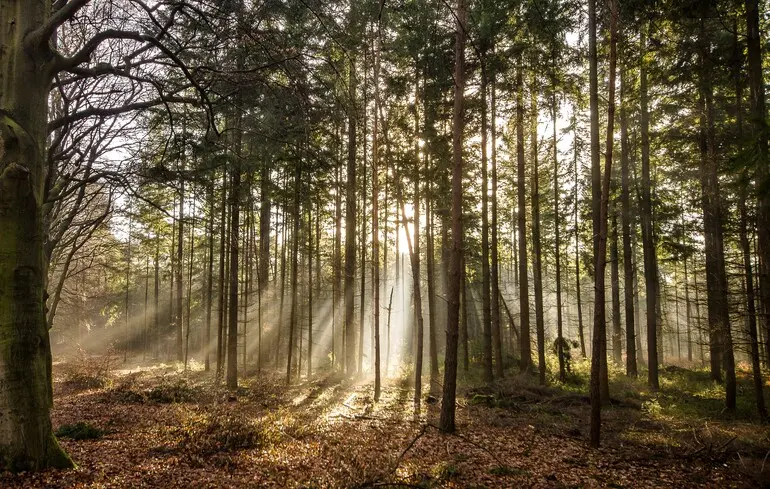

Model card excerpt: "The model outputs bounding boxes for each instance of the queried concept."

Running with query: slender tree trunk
[590,0,616,447]
[516,55,532,373]
[611,204,622,366]
[734,28,767,418]
[345,53,358,376]
[552,89,565,382]
[573,111,587,358]
[698,9,735,409]
[745,0,770,379]
[307,201,308,379]
[491,64,504,378]
[439,0,466,433]
[227,164,241,389]
[400,180,424,413]
[372,26,382,399]
[530,74,546,386]
[640,22,659,390]
[176,181,184,362]
[620,60,637,376]
[481,56,493,382]
[287,163,301,384]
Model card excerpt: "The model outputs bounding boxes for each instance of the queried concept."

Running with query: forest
[0,0,769,487]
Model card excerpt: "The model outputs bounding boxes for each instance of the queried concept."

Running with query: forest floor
[1,356,768,488]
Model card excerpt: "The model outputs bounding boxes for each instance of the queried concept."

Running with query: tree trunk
[481,56,493,383]
[287,163,301,384]
[516,55,532,373]
[372,25,382,399]
[620,59,637,376]
[530,73,546,386]
[491,64,504,379]
[226,159,241,389]
[0,1,74,469]
[589,0,616,447]
[345,54,358,376]
[745,0,770,378]
[439,0,466,433]
[552,88,565,382]
[573,112,586,358]
[175,180,184,362]
[698,9,735,409]
[639,22,659,390]
[611,204,622,366]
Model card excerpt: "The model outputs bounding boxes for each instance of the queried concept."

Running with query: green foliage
[55,422,105,441]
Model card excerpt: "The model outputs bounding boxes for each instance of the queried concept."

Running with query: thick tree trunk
[439,0,465,433]
[0,0,73,470]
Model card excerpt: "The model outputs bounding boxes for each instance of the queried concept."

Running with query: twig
[426,423,508,467]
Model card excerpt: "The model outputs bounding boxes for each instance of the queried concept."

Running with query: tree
[440,0,466,433]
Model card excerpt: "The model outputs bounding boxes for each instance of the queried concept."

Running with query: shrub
[175,408,275,456]
[55,422,105,440]
[61,346,117,389]
[147,380,198,403]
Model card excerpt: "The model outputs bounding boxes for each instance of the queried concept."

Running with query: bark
[698,9,735,409]
[481,57,493,382]
[372,24,381,399]
[439,0,465,433]
[0,0,74,470]
[308,204,314,378]
[491,65,503,378]
[620,60,637,376]
[573,113,587,358]
[400,179,424,413]
[345,55,358,376]
[226,159,240,389]
[639,22,659,390]
[611,205,622,366]
[204,181,215,371]
[735,23,766,419]
[287,163,301,384]
[745,0,770,375]
[530,74,545,386]
[175,180,184,361]
[590,0,615,447]
[552,88,565,382]
[516,55,532,373]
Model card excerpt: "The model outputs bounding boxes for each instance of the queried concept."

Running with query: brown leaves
[0,366,759,488]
